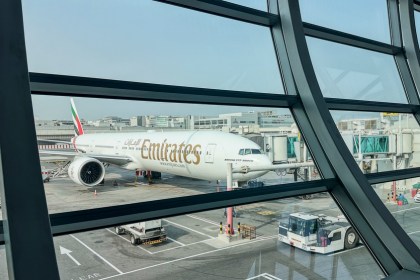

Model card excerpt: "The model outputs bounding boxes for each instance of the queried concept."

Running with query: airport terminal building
[2,0,420,279]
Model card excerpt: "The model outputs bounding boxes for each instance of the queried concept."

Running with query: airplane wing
[38,150,134,166]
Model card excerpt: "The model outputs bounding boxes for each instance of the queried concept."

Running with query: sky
[22,0,414,120]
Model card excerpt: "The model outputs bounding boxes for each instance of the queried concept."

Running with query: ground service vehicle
[115,220,167,245]
[414,192,420,203]
[278,213,359,254]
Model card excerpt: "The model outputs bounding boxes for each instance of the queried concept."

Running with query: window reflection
[34,96,320,214]
[52,196,384,279]
[331,111,420,173]
[22,0,282,93]
[415,11,420,47]
[307,37,407,103]
[300,0,391,43]
[373,178,420,250]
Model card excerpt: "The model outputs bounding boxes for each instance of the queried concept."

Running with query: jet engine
[68,157,105,187]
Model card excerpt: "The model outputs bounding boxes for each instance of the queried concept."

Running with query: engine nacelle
[68,157,105,187]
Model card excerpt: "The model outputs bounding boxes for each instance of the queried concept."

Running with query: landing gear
[142,171,161,184]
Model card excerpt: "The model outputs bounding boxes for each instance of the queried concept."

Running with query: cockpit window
[240,148,262,155]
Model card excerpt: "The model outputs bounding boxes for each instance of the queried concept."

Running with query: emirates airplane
[39,99,272,187]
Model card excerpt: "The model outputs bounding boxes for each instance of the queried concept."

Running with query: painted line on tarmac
[167,237,185,246]
[151,238,214,254]
[163,219,215,239]
[152,235,275,255]
[391,206,420,214]
[105,229,153,255]
[70,234,123,274]
[99,235,277,280]
[408,230,420,235]
[247,273,282,280]
[186,214,220,226]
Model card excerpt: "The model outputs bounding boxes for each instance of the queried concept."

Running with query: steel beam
[269,0,335,180]
[325,98,418,113]
[277,0,420,273]
[30,72,420,114]
[0,0,59,278]
[0,179,333,243]
[367,167,420,184]
[400,0,420,123]
[154,0,278,26]
[303,22,402,55]
[30,73,296,108]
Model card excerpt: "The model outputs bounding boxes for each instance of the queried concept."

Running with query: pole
[226,163,234,234]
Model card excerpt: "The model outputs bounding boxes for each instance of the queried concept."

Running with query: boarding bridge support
[226,163,234,235]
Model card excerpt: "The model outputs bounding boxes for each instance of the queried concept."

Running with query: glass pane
[22,0,283,94]
[415,11,420,47]
[307,37,407,103]
[34,96,319,213]
[331,111,420,173]
[53,196,384,279]
[373,178,420,249]
[223,0,267,11]
[0,245,9,280]
[300,0,391,43]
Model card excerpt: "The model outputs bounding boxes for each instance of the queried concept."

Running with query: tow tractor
[278,212,359,254]
[115,219,167,245]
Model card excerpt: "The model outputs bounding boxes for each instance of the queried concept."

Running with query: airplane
[38,99,273,187]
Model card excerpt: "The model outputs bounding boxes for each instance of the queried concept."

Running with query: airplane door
[205,144,217,163]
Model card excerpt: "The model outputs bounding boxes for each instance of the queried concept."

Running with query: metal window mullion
[367,167,420,184]
[303,22,402,55]
[268,0,335,180]
[400,0,420,124]
[0,179,334,243]
[154,0,278,27]
[325,98,418,113]
[0,0,60,279]
[277,0,420,273]
[389,0,420,125]
[29,73,297,108]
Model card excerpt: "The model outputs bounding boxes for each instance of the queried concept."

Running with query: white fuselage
[73,130,271,181]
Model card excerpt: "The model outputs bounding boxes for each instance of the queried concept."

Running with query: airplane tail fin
[71,98,84,136]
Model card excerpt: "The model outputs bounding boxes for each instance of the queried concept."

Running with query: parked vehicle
[115,219,166,245]
[278,212,359,254]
